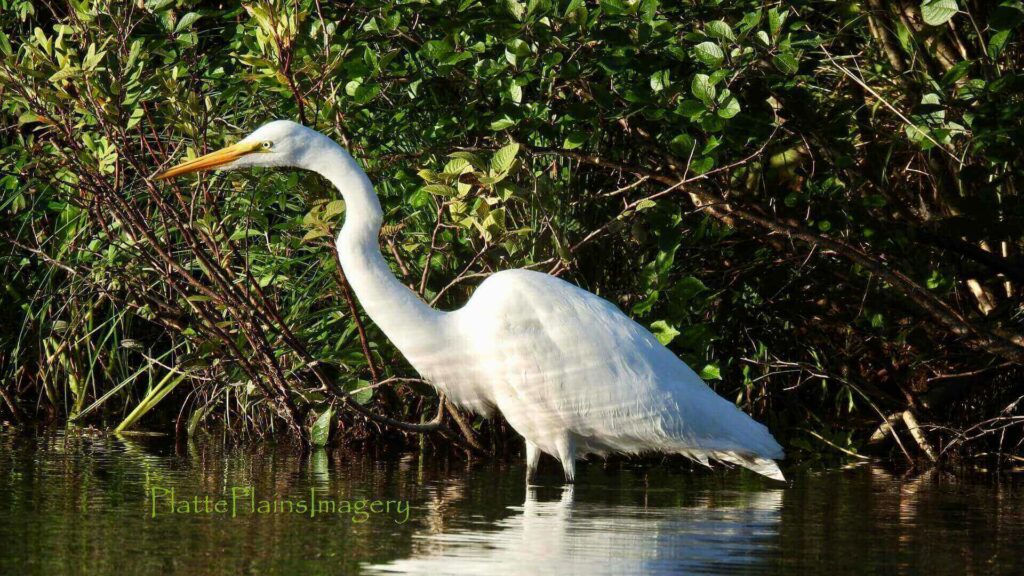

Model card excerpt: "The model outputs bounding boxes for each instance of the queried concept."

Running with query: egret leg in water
[156,120,786,482]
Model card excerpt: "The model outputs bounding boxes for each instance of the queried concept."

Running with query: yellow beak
[154,141,263,181]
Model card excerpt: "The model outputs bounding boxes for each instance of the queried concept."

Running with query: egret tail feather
[714,451,786,482]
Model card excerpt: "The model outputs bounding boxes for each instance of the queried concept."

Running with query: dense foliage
[1,0,1022,465]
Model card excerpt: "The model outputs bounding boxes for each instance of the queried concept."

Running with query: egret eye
[261,141,273,150]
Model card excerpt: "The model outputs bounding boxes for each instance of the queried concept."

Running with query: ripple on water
[1,429,1022,576]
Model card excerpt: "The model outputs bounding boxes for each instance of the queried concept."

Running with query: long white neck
[305,140,442,358]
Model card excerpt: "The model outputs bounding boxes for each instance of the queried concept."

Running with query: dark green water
[1,430,1021,575]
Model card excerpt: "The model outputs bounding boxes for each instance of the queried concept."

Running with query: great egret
[156,120,785,482]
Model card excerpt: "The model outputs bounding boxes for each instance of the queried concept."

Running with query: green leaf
[504,39,531,66]
[17,112,43,125]
[768,7,787,37]
[773,53,799,75]
[115,372,188,432]
[491,142,520,174]
[345,80,380,104]
[48,67,78,83]
[699,364,722,381]
[679,99,705,118]
[920,0,958,26]
[490,116,517,131]
[504,0,525,20]
[174,12,202,34]
[422,184,458,197]
[310,407,333,448]
[989,29,1011,58]
[691,73,715,103]
[926,270,948,289]
[563,131,587,150]
[669,133,696,155]
[229,229,262,241]
[689,156,715,175]
[694,42,724,66]
[447,151,486,169]
[302,229,331,242]
[352,380,374,405]
[599,0,633,16]
[717,95,741,118]
[672,275,707,302]
[444,157,473,175]
[83,44,106,69]
[705,21,735,42]
[146,0,175,12]
[870,313,884,329]
[650,320,680,345]
[322,199,346,219]
[422,39,452,62]
[33,27,49,55]
[650,69,671,93]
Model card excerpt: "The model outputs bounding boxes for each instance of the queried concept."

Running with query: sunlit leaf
[650,320,680,345]
[694,42,724,66]
[920,0,958,26]
[705,20,735,42]
[174,12,202,34]
[650,69,671,93]
[491,142,520,174]
[310,407,333,448]
[699,364,722,381]
[691,73,715,103]
[773,53,799,75]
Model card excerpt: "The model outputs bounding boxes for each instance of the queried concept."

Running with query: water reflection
[368,485,782,575]
[1,430,1023,576]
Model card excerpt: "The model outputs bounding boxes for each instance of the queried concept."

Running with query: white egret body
[157,121,785,482]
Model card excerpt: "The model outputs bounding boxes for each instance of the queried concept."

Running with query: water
[1,430,1021,575]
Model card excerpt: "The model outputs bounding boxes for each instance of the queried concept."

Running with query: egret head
[155,120,326,180]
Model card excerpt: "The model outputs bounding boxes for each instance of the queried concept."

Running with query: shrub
[1,0,1022,463]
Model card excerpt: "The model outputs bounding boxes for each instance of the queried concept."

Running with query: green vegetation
[1,0,1022,465]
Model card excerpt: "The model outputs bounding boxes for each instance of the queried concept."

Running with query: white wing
[454,269,784,480]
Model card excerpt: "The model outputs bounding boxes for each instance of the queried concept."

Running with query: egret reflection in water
[3,433,1024,575]
[367,485,783,575]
